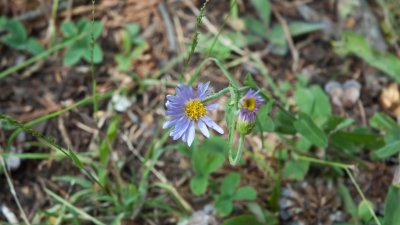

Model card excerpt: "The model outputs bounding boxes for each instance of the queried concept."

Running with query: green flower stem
[188,57,239,88]
[90,0,98,115]
[295,155,354,169]
[0,34,82,80]
[345,168,382,225]
[202,86,248,103]
[229,134,245,165]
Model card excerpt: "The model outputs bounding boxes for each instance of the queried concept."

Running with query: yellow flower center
[185,100,206,120]
[242,97,256,110]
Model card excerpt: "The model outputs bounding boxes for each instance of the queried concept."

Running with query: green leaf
[338,183,358,218]
[115,54,132,71]
[254,101,275,132]
[91,21,103,39]
[68,148,84,169]
[61,21,78,37]
[190,175,208,195]
[221,215,263,225]
[274,110,296,134]
[25,38,44,55]
[324,116,354,133]
[234,186,257,200]
[125,23,140,37]
[283,160,310,180]
[221,172,241,196]
[204,154,225,174]
[331,130,384,151]
[310,85,331,118]
[1,19,27,45]
[373,140,400,159]
[215,196,234,216]
[83,43,103,63]
[370,112,397,132]
[192,149,207,175]
[383,186,400,225]
[335,32,400,82]
[295,88,314,115]
[250,0,271,26]
[63,45,84,66]
[243,16,268,39]
[294,113,328,148]
[358,200,374,222]
[199,136,228,155]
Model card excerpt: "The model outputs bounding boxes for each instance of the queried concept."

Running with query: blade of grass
[45,188,106,225]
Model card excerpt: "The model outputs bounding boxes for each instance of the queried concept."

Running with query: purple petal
[197,119,210,138]
[201,116,224,134]
[206,103,219,111]
[187,121,195,146]
[171,118,190,140]
[197,82,210,99]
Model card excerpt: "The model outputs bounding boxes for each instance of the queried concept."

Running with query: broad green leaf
[125,23,140,37]
[294,113,328,148]
[254,101,275,132]
[61,21,78,37]
[190,175,208,195]
[221,172,241,196]
[274,110,296,134]
[25,38,44,55]
[83,43,103,63]
[91,21,103,39]
[192,149,207,175]
[243,16,268,39]
[215,196,234,216]
[63,45,84,65]
[335,32,400,82]
[383,186,400,225]
[221,215,263,225]
[295,88,314,115]
[283,160,310,180]
[370,112,397,132]
[204,154,225,174]
[115,54,132,72]
[331,130,384,151]
[358,200,374,222]
[338,183,358,218]
[374,140,400,159]
[199,136,228,155]
[234,186,257,200]
[310,85,331,118]
[324,116,354,133]
[250,0,271,26]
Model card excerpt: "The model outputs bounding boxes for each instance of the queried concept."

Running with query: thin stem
[90,0,98,115]
[202,86,248,103]
[295,155,354,169]
[345,168,382,225]
[0,155,32,225]
[229,134,245,165]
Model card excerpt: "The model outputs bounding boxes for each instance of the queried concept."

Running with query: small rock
[342,80,361,107]
[1,205,18,224]
[112,94,133,112]
[325,81,343,107]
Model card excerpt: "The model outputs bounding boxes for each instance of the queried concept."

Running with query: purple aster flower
[163,82,224,146]
[237,89,263,134]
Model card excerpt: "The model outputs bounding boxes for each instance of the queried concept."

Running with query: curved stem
[229,134,245,165]
[345,168,382,225]
[202,86,248,103]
